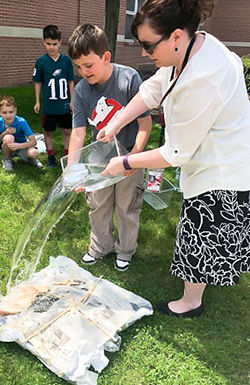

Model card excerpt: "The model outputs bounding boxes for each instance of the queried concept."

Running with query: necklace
[158,35,196,145]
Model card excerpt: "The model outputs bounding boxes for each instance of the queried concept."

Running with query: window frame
[125,0,144,41]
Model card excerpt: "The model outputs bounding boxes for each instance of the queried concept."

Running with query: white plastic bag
[0,256,153,384]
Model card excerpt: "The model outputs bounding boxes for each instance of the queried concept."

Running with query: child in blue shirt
[0,94,43,171]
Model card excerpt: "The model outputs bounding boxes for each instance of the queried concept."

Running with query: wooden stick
[78,309,118,342]
[21,276,103,344]
[80,276,103,304]
[21,308,70,344]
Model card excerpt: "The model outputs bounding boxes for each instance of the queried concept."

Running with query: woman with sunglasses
[97,0,250,318]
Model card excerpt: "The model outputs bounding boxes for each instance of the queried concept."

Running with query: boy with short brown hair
[68,24,152,271]
[33,25,75,167]
[0,94,43,171]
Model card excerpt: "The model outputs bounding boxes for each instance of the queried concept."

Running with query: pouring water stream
[6,140,128,293]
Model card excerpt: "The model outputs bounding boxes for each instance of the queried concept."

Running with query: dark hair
[43,25,61,40]
[0,94,16,108]
[68,24,109,60]
[131,0,215,40]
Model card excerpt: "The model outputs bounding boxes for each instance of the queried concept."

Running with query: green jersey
[33,53,75,115]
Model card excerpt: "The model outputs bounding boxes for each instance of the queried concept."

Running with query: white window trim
[222,41,250,47]
[126,0,140,14]
[0,26,42,38]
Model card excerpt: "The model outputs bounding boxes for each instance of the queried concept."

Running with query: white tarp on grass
[0,256,153,384]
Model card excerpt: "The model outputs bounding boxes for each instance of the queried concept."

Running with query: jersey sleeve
[32,57,43,82]
[67,56,75,81]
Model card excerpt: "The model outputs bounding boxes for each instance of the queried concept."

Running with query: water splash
[7,140,128,293]
[7,175,77,293]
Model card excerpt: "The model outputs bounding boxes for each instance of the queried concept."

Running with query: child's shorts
[11,148,29,161]
[0,144,29,161]
[42,113,72,131]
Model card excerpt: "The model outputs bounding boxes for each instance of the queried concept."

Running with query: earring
[175,47,178,52]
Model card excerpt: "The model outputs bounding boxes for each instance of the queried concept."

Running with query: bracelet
[123,154,132,170]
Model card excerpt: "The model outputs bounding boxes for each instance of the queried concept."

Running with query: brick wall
[0,0,249,88]
[0,0,105,88]
[117,0,250,73]
[205,0,250,56]
[0,37,43,87]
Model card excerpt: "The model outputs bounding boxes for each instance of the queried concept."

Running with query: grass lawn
[0,86,249,385]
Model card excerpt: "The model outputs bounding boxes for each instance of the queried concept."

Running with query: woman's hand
[102,156,125,176]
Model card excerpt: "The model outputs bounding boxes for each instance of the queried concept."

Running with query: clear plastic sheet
[7,139,129,292]
[143,177,176,210]
[0,256,153,385]
[61,139,128,192]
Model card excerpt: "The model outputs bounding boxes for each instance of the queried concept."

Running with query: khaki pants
[85,169,145,261]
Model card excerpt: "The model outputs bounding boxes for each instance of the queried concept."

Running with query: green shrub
[241,55,250,95]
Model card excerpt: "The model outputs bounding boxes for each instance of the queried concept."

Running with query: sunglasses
[136,34,168,55]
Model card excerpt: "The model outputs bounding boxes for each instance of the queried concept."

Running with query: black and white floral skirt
[170,190,250,286]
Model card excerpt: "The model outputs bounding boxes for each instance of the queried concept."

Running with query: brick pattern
[205,0,250,57]
[206,0,250,42]
[0,0,249,88]
[0,0,105,87]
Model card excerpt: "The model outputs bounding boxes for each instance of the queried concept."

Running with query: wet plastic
[61,139,128,191]
[1,256,153,385]
[143,177,176,210]
[7,140,128,292]
[6,175,77,293]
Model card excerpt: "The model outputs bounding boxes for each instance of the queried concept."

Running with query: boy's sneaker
[114,259,131,272]
[80,252,99,265]
[28,158,43,169]
[47,155,56,168]
[2,157,13,171]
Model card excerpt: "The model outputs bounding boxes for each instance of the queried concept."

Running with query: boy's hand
[74,186,86,193]
[34,103,40,114]
[96,123,117,142]
[7,142,21,151]
[5,127,16,135]
[123,169,137,177]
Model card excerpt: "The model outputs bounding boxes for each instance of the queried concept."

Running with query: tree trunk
[104,0,121,62]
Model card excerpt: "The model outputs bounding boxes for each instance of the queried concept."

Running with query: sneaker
[29,158,43,169]
[2,157,13,171]
[47,155,56,168]
[115,259,131,272]
[80,252,99,265]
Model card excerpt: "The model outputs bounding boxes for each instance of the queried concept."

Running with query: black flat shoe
[157,302,204,318]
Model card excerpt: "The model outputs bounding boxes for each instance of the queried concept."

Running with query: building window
[125,0,144,39]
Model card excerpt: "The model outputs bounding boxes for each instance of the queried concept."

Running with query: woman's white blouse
[140,33,250,198]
